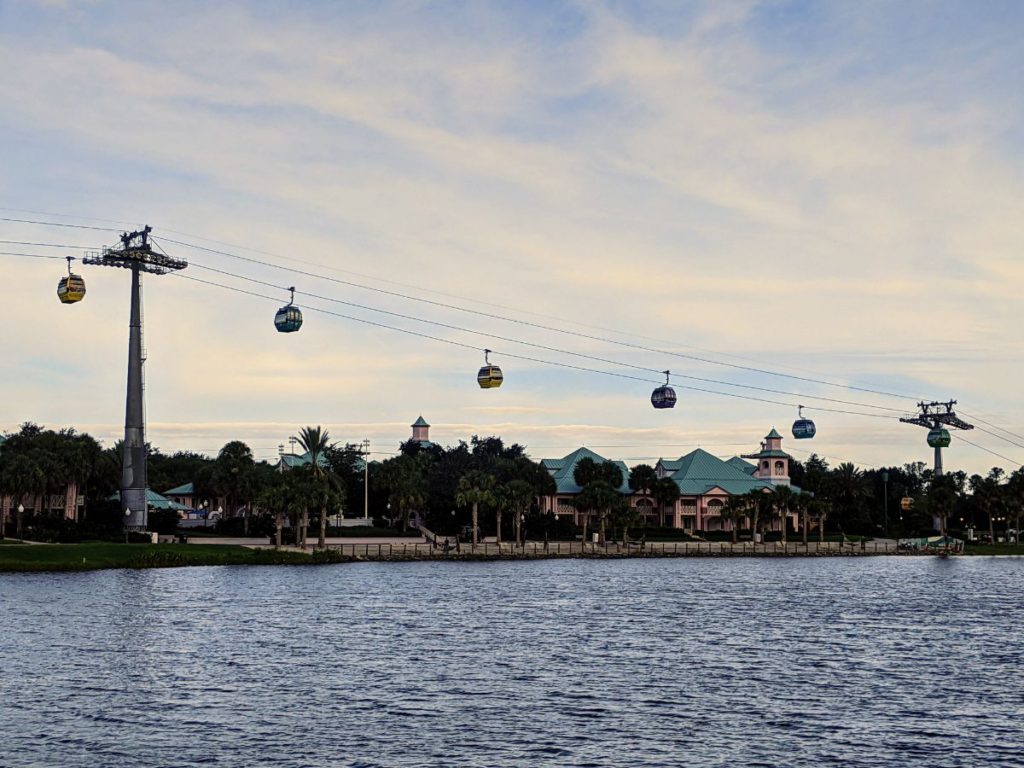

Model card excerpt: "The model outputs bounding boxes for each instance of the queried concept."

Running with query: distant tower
[411,416,432,447]
[742,427,792,486]
[83,227,187,531]
[900,401,974,476]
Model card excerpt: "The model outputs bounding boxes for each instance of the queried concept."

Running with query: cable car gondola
[57,256,86,304]
[274,286,303,333]
[927,427,951,448]
[792,405,816,439]
[477,349,503,389]
[651,370,677,409]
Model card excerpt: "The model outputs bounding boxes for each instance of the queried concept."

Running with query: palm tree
[771,485,796,545]
[745,488,772,541]
[793,491,812,545]
[1007,468,1024,543]
[456,470,496,547]
[214,440,255,534]
[573,459,624,544]
[812,498,831,542]
[719,495,749,543]
[628,464,658,531]
[970,468,1005,544]
[502,478,534,547]
[652,477,680,528]
[293,426,333,550]
[0,452,42,539]
[379,454,427,533]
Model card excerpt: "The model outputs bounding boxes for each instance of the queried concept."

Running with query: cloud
[1,1,1021,476]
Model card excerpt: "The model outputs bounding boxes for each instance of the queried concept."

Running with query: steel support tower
[899,400,974,476]
[84,227,187,531]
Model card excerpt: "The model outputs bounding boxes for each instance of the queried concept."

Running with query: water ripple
[1,557,1022,766]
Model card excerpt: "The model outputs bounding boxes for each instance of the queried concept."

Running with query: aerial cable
[167,270,899,421]
[0,215,933,402]
[7,207,814,378]
[959,425,1024,453]
[152,234,924,402]
[957,411,1024,445]
[182,256,908,414]
[0,215,119,232]
[169,271,655,385]
[0,239,94,249]
[956,435,1022,468]
[0,250,69,260]
[0,207,138,228]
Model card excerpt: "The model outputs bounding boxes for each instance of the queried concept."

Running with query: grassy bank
[964,543,1024,556]
[0,542,352,572]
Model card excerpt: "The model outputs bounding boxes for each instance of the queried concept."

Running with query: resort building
[410,415,433,449]
[0,435,84,522]
[538,428,801,534]
[538,447,631,524]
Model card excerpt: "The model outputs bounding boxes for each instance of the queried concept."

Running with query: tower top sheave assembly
[900,400,974,476]
[82,225,188,274]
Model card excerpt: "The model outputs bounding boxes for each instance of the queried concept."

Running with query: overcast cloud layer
[1,0,1022,474]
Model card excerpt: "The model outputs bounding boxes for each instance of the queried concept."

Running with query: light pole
[17,503,25,541]
[882,470,889,537]
[362,438,370,521]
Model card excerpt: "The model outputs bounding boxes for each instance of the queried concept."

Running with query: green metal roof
[164,482,195,496]
[542,447,630,495]
[107,489,190,512]
[667,449,772,496]
[765,427,783,439]
[279,451,328,468]
[743,449,791,459]
[726,457,757,476]
[412,416,430,427]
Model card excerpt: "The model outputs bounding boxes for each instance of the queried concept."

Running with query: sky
[1,0,1022,476]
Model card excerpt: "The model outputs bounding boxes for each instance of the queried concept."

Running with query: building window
[762,461,769,470]
[775,460,785,474]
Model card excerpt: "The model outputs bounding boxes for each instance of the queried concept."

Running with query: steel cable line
[168,271,655,384]
[0,209,935,390]
[152,234,925,402]
[956,435,1022,467]
[180,256,908,414]
[0,239,94,249]
[0,216,119,232]
[167,270,898,420]
[958,411,1024,445]
[0,215,932,401]
[0,250,69,260]
[964,425,1024,453]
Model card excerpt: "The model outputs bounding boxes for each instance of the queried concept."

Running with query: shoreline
[2,539,1018,573]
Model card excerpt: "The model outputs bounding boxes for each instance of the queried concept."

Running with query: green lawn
[964,543,1024,556]
[0,542,352,572]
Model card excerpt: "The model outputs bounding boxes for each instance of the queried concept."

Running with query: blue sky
[1,0,1022,475]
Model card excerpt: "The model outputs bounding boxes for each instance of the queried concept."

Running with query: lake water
[1,557,1022,767]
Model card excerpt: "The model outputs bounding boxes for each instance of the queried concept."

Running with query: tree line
[2,422,1022,544]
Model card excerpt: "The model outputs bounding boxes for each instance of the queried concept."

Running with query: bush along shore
[2,539,1021,572]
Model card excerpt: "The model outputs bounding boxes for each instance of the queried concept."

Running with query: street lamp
[16,503,25,540]
[881,471,889,536]
[362,438,370,521]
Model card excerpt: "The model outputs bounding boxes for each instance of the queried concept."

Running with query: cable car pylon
[899,400,974,476]
[82,226,188,532]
